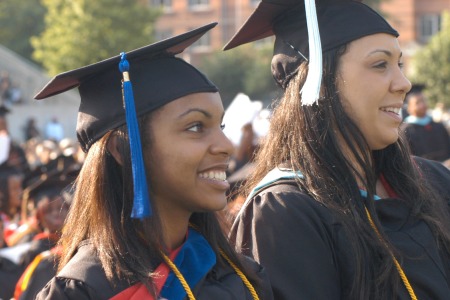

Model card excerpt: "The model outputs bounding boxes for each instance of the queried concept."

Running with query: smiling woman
[337,33,411,150]
[144,93,233,248]
[31,23,273,300]
[225,0,450,299]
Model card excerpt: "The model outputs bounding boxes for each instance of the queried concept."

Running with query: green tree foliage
[0,0,46,62]
[32,0,160,75]
[411,11,450,107]
[201,44,280,108]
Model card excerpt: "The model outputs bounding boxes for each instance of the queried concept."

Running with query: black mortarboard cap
[22,154,79,215]
[35,22,218,151]
[24,173,72,204]
[22,170,74,222]
[223,0,398,103]
[23,154,79,189]
[34,23,219,219]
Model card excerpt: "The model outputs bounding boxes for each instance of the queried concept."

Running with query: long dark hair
[59,113,259,295]
[244,45,450,299]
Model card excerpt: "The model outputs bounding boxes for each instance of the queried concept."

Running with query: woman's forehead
[152,93,223,119]
[344,34,401,58]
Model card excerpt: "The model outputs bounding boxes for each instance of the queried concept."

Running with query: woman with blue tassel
[225,0,450,299]
[33,23,273,300]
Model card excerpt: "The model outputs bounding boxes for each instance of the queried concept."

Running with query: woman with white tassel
[225,0,450,299]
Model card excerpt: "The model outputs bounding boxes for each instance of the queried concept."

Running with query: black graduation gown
[401,121,450,161]
[35,240,274,300]
[0,256,23,299]
[19,235,57,268]
[230,157,450,299]
[18,251,57,300]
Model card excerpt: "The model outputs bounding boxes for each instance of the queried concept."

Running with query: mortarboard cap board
[23,154,79,189]
[35,22,218,151]
[223,0,396,50]
[24,173,73,204]
[34,22,219,219]
[223,0,398,104]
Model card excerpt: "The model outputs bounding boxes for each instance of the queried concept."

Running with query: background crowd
[0,106,83,299]
[0,82,448,299]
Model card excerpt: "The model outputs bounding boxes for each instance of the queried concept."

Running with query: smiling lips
[199,171,227,181]
[380,106,401,114]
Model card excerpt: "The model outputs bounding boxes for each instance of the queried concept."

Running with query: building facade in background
[150,0,450,71]
[381,0,450,73]
[149,0,260,64]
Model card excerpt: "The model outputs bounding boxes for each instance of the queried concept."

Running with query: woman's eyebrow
[177,108,212,119]
[367,49,403,59]
[367,49,392,57]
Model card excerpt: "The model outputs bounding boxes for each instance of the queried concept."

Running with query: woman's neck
[338,139,372,187]
[159,209,191,251]
[342,145,391,199]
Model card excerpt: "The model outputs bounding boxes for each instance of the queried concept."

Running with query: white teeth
[199,171,227,181]
[380,107,400,114]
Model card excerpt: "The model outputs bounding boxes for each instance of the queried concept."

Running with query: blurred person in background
[0,215,23,300]
[401,87,450,162]
[34,140,60,166]
[0,169,24,243]
[14,172,74,300]
[24,118,41,142]
[44,117,64,142]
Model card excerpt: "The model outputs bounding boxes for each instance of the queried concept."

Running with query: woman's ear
[107,134,124,166]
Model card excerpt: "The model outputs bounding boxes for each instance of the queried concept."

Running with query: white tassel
[301,0,322,106]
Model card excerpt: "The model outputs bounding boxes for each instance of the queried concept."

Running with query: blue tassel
[119,52,151,219]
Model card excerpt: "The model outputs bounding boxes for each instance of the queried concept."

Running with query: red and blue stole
[111,228,216,300]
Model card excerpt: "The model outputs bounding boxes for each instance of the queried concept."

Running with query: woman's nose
[392,67,412,95]
[211,129,235,157]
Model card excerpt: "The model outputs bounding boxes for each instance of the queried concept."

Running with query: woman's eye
[398,62,404,69]
[187,123,203,132]
[374,62,387,69]
[220,123,225,130]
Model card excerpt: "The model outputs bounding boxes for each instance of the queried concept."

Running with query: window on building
[188,0,209,11]
[418,14,441,43]
[150,0,172,12]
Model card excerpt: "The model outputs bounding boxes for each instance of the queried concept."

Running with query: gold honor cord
[161,252,195,300]
[364,207,418,300]
[219,249,260,300]
[160,250,260,300]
